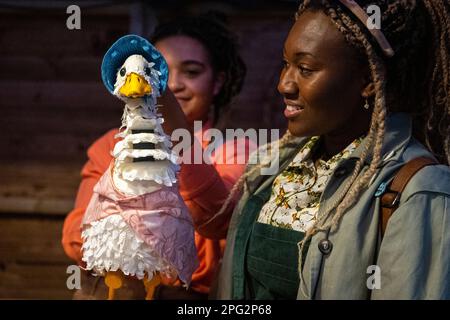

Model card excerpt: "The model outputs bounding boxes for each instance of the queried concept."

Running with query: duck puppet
[80,35,198,300]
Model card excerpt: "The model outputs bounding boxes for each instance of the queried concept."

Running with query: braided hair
[151,12,246,126]
[293,0,450,261]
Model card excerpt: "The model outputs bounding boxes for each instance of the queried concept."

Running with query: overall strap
[380,157,438,238]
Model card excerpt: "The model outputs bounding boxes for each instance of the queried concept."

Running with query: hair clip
[338,0,395,58]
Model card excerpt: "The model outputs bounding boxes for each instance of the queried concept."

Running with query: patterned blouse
[257,136,363,233]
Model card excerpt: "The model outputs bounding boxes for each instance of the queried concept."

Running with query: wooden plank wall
[0,2,293,299]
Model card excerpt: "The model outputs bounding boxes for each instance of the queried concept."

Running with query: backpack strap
[380,157,438,238]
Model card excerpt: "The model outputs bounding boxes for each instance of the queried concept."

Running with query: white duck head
[101,35,168,106]
[113,54,160,103]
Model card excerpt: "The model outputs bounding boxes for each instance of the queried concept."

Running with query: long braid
[201,131,294,227]
[322,2,388,232]
[297,0,388,254]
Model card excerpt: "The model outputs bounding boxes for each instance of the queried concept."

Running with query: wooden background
[0,0,295,299]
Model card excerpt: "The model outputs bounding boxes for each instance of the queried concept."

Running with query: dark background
[0,0,297,299]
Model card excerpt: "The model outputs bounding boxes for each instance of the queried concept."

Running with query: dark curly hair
[151,12,247,126]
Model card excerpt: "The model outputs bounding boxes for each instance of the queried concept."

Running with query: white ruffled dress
[81,102,197,285]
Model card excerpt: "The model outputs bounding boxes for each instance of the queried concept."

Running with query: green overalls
[231,186,304,299]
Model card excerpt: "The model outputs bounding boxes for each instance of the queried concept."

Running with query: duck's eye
[119,67,126,77]
[145,67,151,76]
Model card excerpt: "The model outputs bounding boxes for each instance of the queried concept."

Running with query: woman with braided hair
[213,0,450,299]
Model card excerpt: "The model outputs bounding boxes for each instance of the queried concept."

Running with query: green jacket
[214,113,450,299]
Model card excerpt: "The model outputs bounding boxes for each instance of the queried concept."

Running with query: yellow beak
[119,73,152,98]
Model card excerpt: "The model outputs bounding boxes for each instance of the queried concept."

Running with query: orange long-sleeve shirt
[62,123,254,294]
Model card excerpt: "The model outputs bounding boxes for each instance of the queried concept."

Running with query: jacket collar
[244,112,415,194]
[350,112,413,165]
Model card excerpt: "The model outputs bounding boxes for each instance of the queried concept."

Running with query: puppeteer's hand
[157,89,194,138]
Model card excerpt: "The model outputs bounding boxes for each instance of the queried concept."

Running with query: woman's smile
[284,103,305,119]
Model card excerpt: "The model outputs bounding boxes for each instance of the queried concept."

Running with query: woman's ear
[361,82,375,99]
[213,71,226,96]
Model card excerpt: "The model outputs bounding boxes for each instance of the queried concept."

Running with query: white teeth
[287,105,303,111]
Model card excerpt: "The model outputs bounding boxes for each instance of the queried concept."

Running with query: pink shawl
[82,165,199,286]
